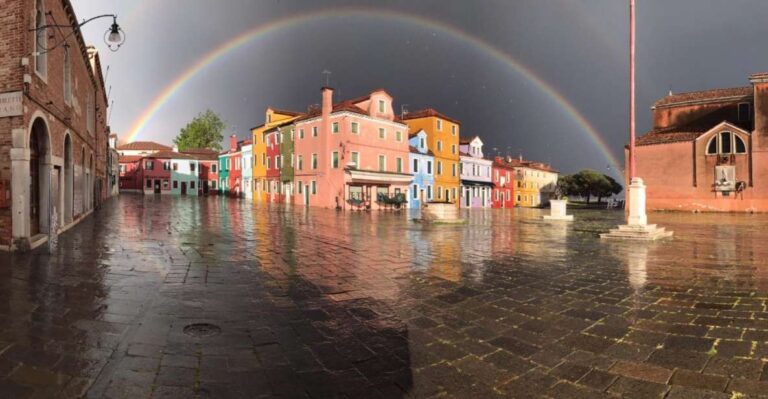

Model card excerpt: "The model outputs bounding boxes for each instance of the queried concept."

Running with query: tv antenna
[400,104,409,119]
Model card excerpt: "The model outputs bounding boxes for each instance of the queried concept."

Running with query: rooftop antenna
[107,99,114,125]
[322,70,331,87]
[106,85,112,102]
[400,104,409,119]
[104,65,110,85]
[668,86,673,96]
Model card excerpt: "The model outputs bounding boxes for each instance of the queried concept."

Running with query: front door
[181,182,187,196]
[154,179,161,194]
[203,181,209,194]
[29,133,40,236]
[465,188,470,207]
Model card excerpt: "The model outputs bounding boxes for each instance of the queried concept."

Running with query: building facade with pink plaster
[293,88,412,209]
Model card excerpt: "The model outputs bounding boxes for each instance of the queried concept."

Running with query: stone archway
[63,134,73,224]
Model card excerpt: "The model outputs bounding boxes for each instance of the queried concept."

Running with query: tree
[557,170,623,203]
[174,109,226,151]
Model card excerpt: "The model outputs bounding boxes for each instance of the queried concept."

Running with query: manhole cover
[183,323,221,337]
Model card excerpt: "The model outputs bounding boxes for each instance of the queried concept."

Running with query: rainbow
[125,6,623,174]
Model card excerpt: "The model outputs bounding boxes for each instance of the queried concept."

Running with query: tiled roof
[118,155,142,163]
[181,148,219,160]
[117,141,172,151]
[268,107,302,117]
[401,108,461,125]
[636,106,752,146]
[505,158,558,173]
[295,101,369,122]
[409,146,435,156]
[459,136,480,145]
[654,86,752,107]
[145,151,195,160]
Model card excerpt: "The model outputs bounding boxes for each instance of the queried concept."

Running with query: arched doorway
[89,154,94,209]
[29,118,50,236]
[80,147,85,215]
[63,134,73,224]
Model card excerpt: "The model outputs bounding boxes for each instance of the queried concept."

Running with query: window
[311,180,317,194]
[276,155,282,169]
[212,180,217,189]
[267,114,272,123]
[452,164,457,177]
[332,122,339,133]
[437,187,442,199]
[290,154,294,168]
[413,158,419,173]
[437,119,443,131]
[396,157,403,173]
[738,103,751,122]
[331,151,339,168]
[34,0,46,77]
[299,129,305,139]
[412,184,418,199]
[212,164,217,173]
[379,128,386,139]
[706,132,747,155]
[262,153,266,166]
[146,179,152,188]
[437,161,443,175]
[349,186,362,200]
[172,163,178,171]
[145,161,154,170]
[427,185,432,200]
[427,161,432,174]
[298,155,303,170]
[420,137,425,148]
[163,180,169,189]
[87,92,94,134]
[451,125,457,136]
[378,99,385,113]
[351,122,359,134]
[451,144,456,155]
[190,181,195,190]
[311,153,318,169]
[63,46,72,103]
[378,155,386,171]
[437,141,442,152]
[290,129,295,140]
[173,181,178,189]
[396,131,402,142]
[191,163,196,172]
[312,126,318,137]
[351,152,359,168]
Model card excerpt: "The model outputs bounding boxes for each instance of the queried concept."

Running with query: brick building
[633,73,768,212]
[0,0,110,250]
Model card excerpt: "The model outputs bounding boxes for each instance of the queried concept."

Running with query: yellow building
[509,158,558,207]
[402,109,461,204]
[251,107,302,202]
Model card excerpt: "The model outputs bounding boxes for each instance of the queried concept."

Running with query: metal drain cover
[183,323,221,337]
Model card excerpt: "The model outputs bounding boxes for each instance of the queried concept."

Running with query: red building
[118,155,143,192]
[264,129,282,202]
[139,151,175,194]
[220,135,244,197]
[491,157,515,208]
[633,73,768,212]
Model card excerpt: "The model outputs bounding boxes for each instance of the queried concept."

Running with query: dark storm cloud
[73,0,768,180]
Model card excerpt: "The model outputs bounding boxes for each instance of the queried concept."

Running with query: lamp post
[31,14,126,54]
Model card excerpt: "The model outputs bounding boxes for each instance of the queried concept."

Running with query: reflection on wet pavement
[2,195,768,398]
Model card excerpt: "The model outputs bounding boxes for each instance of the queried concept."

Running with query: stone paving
[1,195,768,398]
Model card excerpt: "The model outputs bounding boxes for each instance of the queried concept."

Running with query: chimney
[321,87,333,129]
[230,134,237,152]
[750,73,768,150]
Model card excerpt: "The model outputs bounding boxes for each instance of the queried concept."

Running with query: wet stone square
[2,195,768,398]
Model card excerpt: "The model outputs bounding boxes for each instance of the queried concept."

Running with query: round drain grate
[183,323,221,337]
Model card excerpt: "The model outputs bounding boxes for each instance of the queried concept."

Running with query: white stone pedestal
[543,199,573,221]
[601,178,673,240]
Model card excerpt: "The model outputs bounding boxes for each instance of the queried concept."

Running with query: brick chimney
[750,73,768,150]
[230,135,237,152]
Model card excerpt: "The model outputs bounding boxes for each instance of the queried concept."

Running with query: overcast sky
[72,0,768,179]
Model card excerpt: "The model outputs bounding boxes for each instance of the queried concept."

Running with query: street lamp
[30,14,126,54]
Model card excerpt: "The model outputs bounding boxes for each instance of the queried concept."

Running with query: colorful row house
[219,135,245,197]
[264,126,282,202]
[402,109,462,204]
[252,108,303,203]
[508,157,559,207]
[459,136,493,208]
[408,129,436,208]
[119,147,219,196]
[241,140,253,199]
[492,157,515,208]
[290,88,413,209]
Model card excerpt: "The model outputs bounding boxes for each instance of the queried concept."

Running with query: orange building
[402,109,461,204]
[252,107,302,203]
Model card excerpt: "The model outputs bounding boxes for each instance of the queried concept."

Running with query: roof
[637,106,752,146]
[181,148,219,160]
[401,108,461,125]
[654,86,752,108]
[117,141,172,151]
[505,158,558,173]
[409,145,435,156]
[118,155,142,164]
[268,107,303,117]
[145,151,195,160]
[459,136,480,145]
[294,100,370,122]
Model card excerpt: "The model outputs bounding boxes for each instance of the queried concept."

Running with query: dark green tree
[173,109,226,151]
[558,170,623,203]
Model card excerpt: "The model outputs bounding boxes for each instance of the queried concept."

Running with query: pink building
[293,88,412,209]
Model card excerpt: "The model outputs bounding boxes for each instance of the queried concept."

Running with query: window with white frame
[378,155,386,171]
[436,119,442,131]
[437,161,442,175]
[332,122,339,133]
[706,132,747,155]
[331,151,339,168]
[351,152,359,168]
[413,158,419,173]
[378,99,385,113]
[311,153,318,169]
[297,155,303,170]
[412,184,418,199]
[379,128,386,139]
[396,157,403,173]
[351,121,359,134]
[299,128,305,139]
[427,160,432,174]
[312,126,318,137]
[311,180,317,194]
[451,125,456,136]
[437,141,442,152]
[396,131,402,142]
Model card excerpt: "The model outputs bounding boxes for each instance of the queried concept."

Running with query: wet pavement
[2,195,768,398]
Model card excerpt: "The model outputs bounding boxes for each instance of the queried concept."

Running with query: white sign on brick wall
[0,91,23,118]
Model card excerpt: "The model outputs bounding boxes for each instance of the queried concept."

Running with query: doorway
[29,131,40,236]
[154,179,161,194]
[181,182,187,196]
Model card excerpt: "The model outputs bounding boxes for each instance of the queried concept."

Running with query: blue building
[408,129,435,208]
